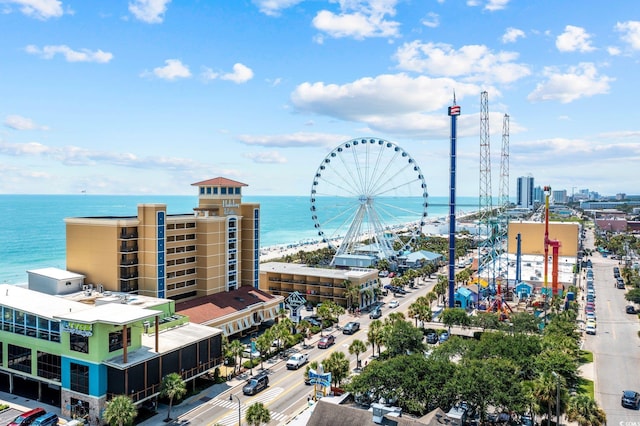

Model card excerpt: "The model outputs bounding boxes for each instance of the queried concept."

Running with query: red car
[317,335,335,349]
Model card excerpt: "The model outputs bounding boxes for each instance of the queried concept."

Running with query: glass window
[200,187,205,194]
[221,187,227,195]
[70,363,89,394]
[70,334,89,354]
[8,344,31,374]
[108,328,131,352]
[235,187,241,194]
[213,187,218,194]
[206,187,212,194]
[37,351,61,381]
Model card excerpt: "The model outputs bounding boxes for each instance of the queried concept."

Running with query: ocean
[0,194,479,285]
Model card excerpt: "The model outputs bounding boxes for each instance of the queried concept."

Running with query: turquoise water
[0,194,479,285]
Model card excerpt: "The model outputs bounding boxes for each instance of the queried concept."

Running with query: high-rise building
[516,176,535,210]
[65,177,260,301]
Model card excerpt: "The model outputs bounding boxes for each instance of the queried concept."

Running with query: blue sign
[309,370,331,388]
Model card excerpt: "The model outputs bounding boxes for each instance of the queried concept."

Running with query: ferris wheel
[310,137,429,264]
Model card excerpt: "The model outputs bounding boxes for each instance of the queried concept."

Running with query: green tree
[440,307,470,330]
[383,319,424,357]
[349,339,367,369]
[625,288,640,304]
[367,319,384,357]
[566,394,606,426]
[434,275,448,304]
[229,339,244,374]
[159,372,187,421]
[322,351,350,387]
[255,329,273,368]
[102,395,137,426]
[245,402,271,426]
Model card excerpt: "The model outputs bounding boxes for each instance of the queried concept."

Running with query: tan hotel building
[64,177,283,336]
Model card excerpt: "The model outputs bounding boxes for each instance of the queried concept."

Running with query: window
[109,328,131,352]
[70,363,89,394]
[206,187,211,194]
[37,351,61,381]
[70,334,89,354]
[221,187,227,195]
[200,187,205,194]
[8,344,31,374]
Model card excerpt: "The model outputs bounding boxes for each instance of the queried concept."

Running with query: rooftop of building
[191,177,248,187]
[260,262,376,279]
[176,285,281,325]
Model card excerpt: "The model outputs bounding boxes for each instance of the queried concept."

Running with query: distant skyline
[1,0,639,197]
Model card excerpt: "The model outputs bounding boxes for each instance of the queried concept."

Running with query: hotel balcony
[119,228,138,240]
[119,243,138,253]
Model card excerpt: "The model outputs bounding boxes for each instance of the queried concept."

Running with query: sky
[1,0,639,198]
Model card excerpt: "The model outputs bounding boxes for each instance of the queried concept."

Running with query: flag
[448,105,461,116]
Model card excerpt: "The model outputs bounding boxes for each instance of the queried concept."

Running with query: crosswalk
[208,387,289,425]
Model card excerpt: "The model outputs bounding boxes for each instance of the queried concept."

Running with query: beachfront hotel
[63,177,284,337]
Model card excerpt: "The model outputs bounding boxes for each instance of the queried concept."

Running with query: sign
[448,105,461,116]
[61,321,93,336]
[308,370,331,388]
[285,291,306,310]
[223,199,239,215]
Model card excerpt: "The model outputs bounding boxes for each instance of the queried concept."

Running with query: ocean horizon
[0,194,480,285]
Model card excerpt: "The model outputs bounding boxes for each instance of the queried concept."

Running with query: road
[581,229,640,424]
[175,274,439,425]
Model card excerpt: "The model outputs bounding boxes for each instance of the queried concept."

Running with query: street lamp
[551,371,560,426]
[229,393,241,426]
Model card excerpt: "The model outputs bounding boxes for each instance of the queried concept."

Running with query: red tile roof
[176,286,278,324]
[191,177,248,187]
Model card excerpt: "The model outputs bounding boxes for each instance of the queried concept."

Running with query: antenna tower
[478,91,496,292]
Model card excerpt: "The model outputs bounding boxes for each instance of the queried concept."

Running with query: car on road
[317,335,335,349]
[243,372,269,395]
[585,312,596,321]
[621,390,640,409]
[388,300,400,309]
[286,353,309,370]
[585,324,596,335]
[369,308,382,319]
[626,305,637,314]
[342,321,360,335]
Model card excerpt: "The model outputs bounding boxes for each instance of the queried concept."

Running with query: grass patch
[578,377,594,399]
[579,350,593,364]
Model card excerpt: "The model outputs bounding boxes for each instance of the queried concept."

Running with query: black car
[243,372,269,395]
[426,332,438,344]
[626,305,637,314]
[621,390,640,409]
[343,321,360,334]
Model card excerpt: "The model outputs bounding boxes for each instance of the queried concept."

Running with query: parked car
[621,390,640,409]
[317,335,335,349]
[388,300,400,309]
[585,324,596,335]
[286,353,309,370]
[303,316,322,327]
[8,408,47,426]
[585,312,596,321]
[242,346,261,359]
[343,321,360,335]
[426,332,438,344]
[626,305,637,314]
[243,372,269,395]
[439,332,450,343]
[369,308,382,319]
[31,413,58,426]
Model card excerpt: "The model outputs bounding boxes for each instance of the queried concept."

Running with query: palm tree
[159,372,187,421]
[255,329,273,367]
[532,373,558,425]
[566,395,606,426]
[245,402,271,426]
[322,351,350,387]
[229,339,244,374]
[367,319,384,357]
[296,319,311,347]
[348,339,367,369]
[435,275,448,304]
[102,395,137,426]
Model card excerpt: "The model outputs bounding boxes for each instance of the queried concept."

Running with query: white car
[585,324,596,335]
[388,300,399,309]
[286,353,309,369]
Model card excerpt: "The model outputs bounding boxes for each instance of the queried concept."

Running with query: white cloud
[556,25,595,53]
[467,0,510,11]
[25,44,113,63]
[148,59,191,80]
[394,41,530,84]
[527,63,613,103]
[221,63,254,83]
[501,27,524,43]
[202,63,254,84]
[236,132,345,148]
[607,46,621,56]
[252,0,303,17]
[290,73,484,137]
[3,0,63,19]
[128,0,171,24]
[421,12,439,29]
[4,115,49,131]
[615,21,640,50]
[242,151,288,164]
[312,0,400,40]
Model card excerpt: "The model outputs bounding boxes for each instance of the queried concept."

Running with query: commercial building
[0,279,223,422]
[516,176,535,210]
[259,262,380,311]
[64,177,283,337]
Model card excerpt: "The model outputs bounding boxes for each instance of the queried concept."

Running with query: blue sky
[1,0,639,197]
